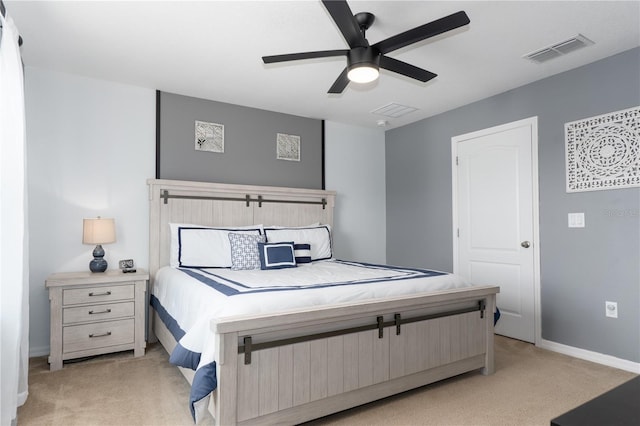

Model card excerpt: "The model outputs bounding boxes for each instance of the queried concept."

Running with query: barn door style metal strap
[160,189,327,209]
[239,300,486,364]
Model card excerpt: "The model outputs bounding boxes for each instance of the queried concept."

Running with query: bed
[147,179,499,425]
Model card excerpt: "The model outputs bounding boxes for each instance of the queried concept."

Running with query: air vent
[524,34,594,63]
[371,103,419,118]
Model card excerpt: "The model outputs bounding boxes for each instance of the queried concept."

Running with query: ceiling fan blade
[321,0,367,48]
[379,56,437,82]
[263,49,349,64]
[328,67,350,93]
[373,11,470,54]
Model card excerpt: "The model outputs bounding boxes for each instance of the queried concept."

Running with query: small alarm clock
[119,259,135,272]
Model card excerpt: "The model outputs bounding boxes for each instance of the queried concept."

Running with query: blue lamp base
[89,244,108,273]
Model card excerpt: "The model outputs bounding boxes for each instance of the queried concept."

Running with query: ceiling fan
[262,0,470,94]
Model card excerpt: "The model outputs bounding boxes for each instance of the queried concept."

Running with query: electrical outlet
[605,301,618,318]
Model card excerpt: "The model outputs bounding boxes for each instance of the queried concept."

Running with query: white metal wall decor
[565,106,639,192]
[276,133,301,161]
[195,120,224,153]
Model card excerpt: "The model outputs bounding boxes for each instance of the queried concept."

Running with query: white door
[452,117,539,343]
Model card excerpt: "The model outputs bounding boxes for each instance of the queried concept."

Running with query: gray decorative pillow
[228,232,265,270]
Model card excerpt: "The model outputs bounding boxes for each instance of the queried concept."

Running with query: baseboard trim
[539,338,640,374]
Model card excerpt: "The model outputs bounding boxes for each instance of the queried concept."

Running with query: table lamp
[83,217,116,272]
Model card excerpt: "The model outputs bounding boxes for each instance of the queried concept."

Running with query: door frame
[451,116,542,345]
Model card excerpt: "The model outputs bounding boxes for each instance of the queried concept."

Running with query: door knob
[521,241,531,248]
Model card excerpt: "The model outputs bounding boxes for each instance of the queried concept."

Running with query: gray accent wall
[159,91,323,189]
[386,48,640,363]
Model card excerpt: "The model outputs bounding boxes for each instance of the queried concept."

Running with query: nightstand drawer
[63,319,134,353]
[63,284,134,305]
[63,301,134,324]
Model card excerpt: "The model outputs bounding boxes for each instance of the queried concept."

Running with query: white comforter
[154,260,472,333]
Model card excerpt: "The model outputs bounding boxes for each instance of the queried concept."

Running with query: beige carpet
[18,336,636,426]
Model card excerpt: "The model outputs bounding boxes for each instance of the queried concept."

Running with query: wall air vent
[524,34,594,64]
[371,102,419,118]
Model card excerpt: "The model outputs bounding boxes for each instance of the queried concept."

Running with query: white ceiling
[5,1,640,129]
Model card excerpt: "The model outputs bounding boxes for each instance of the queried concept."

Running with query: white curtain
[0,10,29,426]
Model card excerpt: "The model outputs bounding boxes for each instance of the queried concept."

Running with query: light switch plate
[568,212,585,228]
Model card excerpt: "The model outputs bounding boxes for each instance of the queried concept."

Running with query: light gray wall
[386,47,640,363]
[325,121,386,264]
[23,70,382,356]
[25,67,156,356]
[159,92,323,189]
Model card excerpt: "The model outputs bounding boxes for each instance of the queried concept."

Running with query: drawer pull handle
[88,291,112,297]
[89,331,112,338]
[88,309,112,315]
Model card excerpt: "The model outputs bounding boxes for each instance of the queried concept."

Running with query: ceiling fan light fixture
[347,64,379,83]
[262,1,470,93]
[347,46,380,84]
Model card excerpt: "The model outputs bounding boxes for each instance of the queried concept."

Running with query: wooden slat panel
[482,295,496,375]
[215,329,238,425]
[213,200,253,227]
[237,354,260,422]
[465,312,475,356]
[258,348,279,416]
[450,314,462,362]
[310,340,328,401]
[469,311,486,356]
[389,327,404,379]
[190,199,202,224]
[438,317,452,365]
[372,330,389,384]
[170,198,185,224]
[278,346,294,410]
[425,317,441,369]
[292,342,311,406]
[254,203,331,227]
[220,308,491,423]
[200,199,213,226]
[357,331,374,388]
[327,336,344,396]
[416,320,428,371]
[404,323,419,375]
[342,333,360,392]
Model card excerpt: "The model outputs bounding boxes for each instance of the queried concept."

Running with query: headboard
[147,179,336,286]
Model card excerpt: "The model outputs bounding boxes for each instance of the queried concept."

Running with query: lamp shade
[82,218,116,245]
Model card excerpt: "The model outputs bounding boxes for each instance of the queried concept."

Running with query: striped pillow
[294,243,311,264]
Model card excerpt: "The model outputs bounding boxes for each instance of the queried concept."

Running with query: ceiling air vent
[371,102,419,118]
[524,34,594,64]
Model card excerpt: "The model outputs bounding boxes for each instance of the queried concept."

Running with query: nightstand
[45,269,149,371]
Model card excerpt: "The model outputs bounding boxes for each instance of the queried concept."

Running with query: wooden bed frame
[147,179,499,425]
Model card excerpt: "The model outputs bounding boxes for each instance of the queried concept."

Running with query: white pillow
[264,225,332,261]
[169,223,264,268]
[265,222,320,228]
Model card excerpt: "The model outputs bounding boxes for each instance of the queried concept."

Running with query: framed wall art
[276,133,300,161]
[565,106,639,192]
[195,120,224,153]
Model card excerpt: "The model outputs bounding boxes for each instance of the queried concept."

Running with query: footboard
[212,286,498,425]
